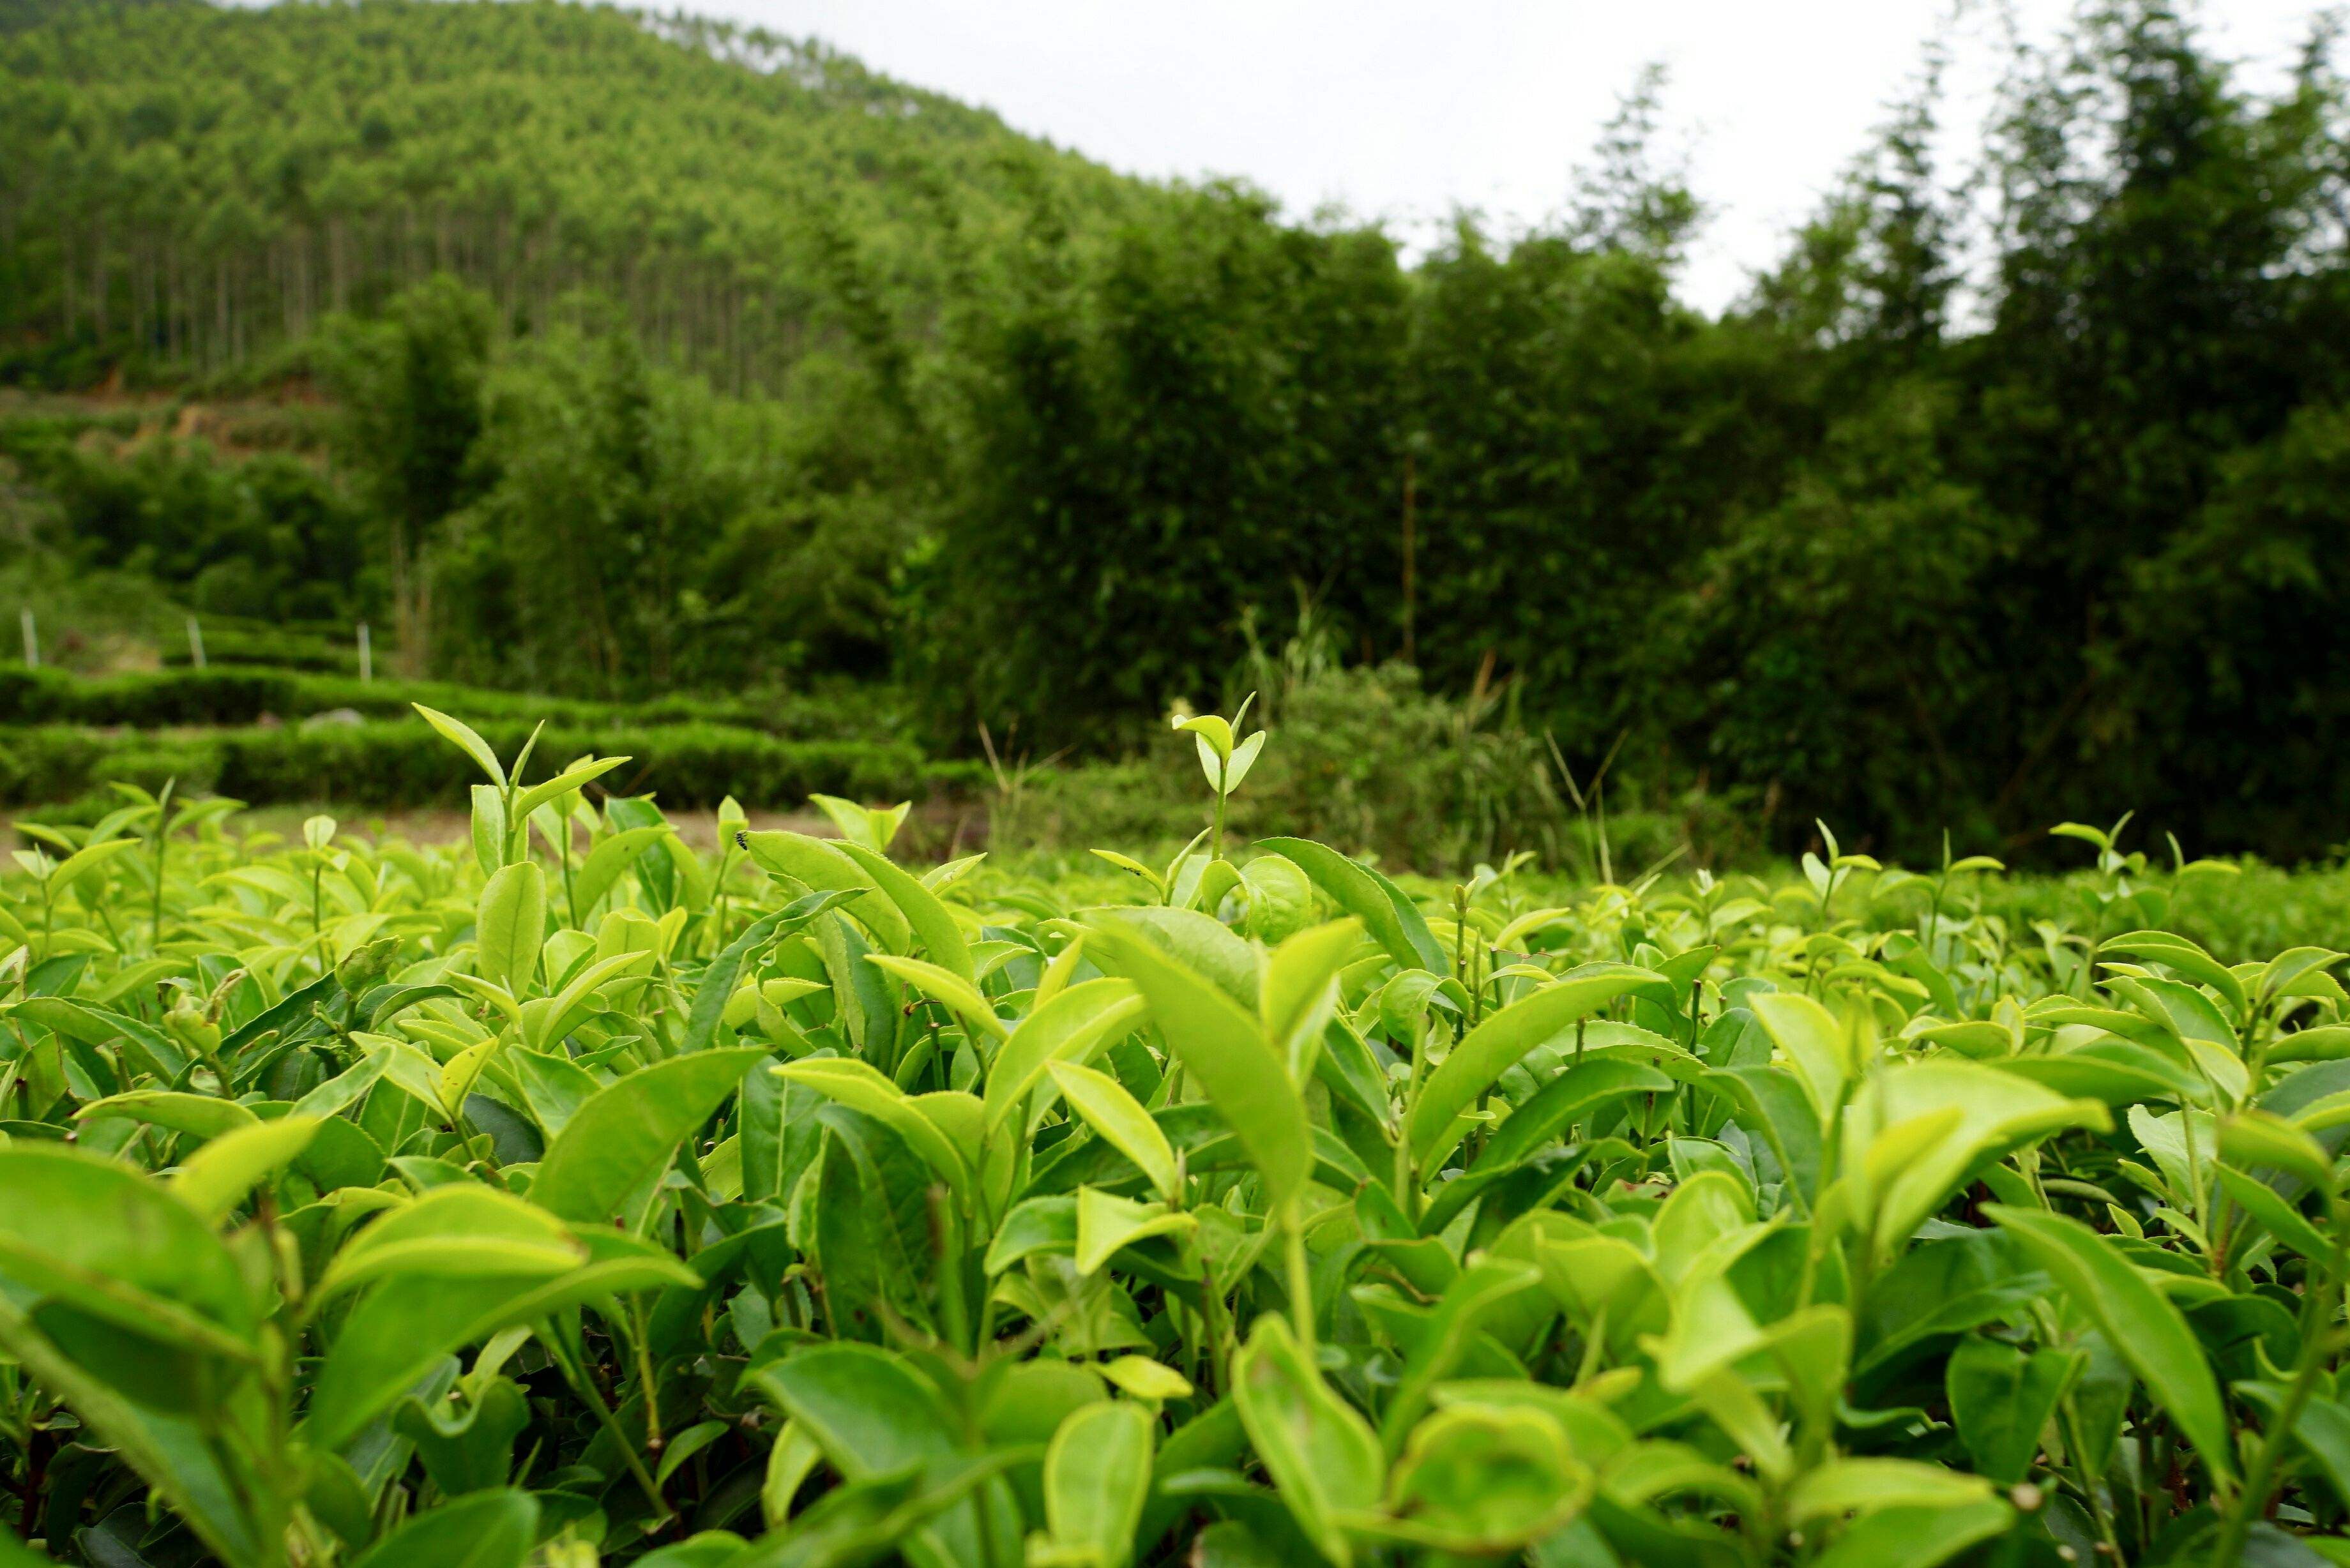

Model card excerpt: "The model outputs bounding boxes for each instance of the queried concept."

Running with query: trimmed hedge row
[0,665,898,740]
[0,719,985,810]
[157,623,358,675]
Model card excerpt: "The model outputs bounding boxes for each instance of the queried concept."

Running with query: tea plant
[0,705,2345,1566]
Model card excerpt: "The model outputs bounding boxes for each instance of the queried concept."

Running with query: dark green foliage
[428,318,913,695]
[0,0,1137,387]
[2114,400,2350,854]
[0,421,370,622]
[9,0,2350,866]
[925,0,2350,863]
[160,621,362,676]
[318,277,494,670]
[922,185,1409,737]
[1653,378,2022,847]
[0,665,904,738]
[0,720,980,813]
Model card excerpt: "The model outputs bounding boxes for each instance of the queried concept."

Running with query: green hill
[0,0,1150,386]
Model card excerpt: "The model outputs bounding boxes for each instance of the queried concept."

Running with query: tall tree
[321,276,492,673]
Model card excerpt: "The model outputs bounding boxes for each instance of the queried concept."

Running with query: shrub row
[0,665,905,741]
[0,665,1752,873]
[0,664,1736,873]
[0,720,986,811]
[156,621,360,674]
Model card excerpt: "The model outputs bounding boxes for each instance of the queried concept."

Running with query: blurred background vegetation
[4,0,2350,874]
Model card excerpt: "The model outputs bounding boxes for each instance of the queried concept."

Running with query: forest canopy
[4,0,2350,863]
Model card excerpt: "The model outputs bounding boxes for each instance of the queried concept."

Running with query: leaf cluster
[0,718,2344,1565]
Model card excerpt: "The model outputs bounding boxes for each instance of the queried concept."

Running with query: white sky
[635,0,2331,312]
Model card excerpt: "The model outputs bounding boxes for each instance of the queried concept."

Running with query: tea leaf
[1987,1205,2238,1491]
[349,1487,538,1568]
[532,1048,769,1223]
[1257,836,1444,972]
[168,1115,320,1222]
[1785,1456,1997,1521]
[739,830,914,951]
[865,951,1005,1041]
[1232,1315,1383,1566]
[1073,1187,1196,1274]
[1042,1400,1153,1568]
[983,977,1146,1133]
[1086,917,1312,1205]
[412,704,506,787]
[1379,1404,1589,1554]
[1049,1059,1180,1202]
[510,757,627,826]
[836,839,974,981]
[1946,1333,2081,1485]
[1407,965,1662,1165]
[474,860,547,995]
[775,1056,974,1203]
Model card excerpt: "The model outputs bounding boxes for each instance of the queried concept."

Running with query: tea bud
[163,991,222,1058]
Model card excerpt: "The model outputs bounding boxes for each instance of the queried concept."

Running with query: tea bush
[0,661,1625,878]
[0,667,904,741]
[0,721,976,816]
[0,709,2346,1566]
[994,666,1571,868]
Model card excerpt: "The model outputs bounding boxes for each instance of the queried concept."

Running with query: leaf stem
[2057,1396,2125,1562]
[543,1320,673,1524]
[1283,1206,1315,1358]
[2211,1202,2344,1563]
[628,1294,665,1454]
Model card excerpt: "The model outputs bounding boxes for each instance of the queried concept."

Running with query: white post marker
[188,616,207,669]
[19,607,34,668]
[358,621,372,683]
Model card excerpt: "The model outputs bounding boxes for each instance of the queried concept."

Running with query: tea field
[1,707,2347,1567]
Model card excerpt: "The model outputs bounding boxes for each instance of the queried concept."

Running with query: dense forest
[5,0,2350,863]
[0,0,1146,387]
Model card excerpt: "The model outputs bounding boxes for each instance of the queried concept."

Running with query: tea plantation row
[0,707,2344,1565]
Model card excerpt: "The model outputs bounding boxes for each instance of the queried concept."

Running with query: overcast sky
[639,0,2330,311]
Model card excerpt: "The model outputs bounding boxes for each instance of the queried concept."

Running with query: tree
[320,276,492,674]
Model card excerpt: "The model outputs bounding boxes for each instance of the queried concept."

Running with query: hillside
[6,0,2350,868]
[0,0,1153,388]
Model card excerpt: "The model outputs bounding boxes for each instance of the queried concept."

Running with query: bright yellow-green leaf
[775,1057,974,1204]
[1041,1399,1153,1568]
[1084,917,1312,1207]
[1098,1356,1193,1402]
[983,977,1145,1133]
[1786,1457,1996,1523]
[1073,1187,1195,1275]
[1408,965,1662,1166]
[1231,1314,1383,1567]
[1049,1060,1180,1202]
[169,1116,321,1223]
[474,861,547,997]
[835,840,974,982]
[411,704,506,787]
[738,830,913,951]
[864,951,1005,1041]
